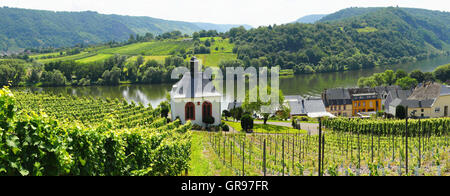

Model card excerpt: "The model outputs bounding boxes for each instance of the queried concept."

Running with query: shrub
[241,114,254,133]
[222,124,230,132]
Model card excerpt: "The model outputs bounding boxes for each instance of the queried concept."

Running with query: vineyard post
[405,112,408,176]
[223,134,226,164]
[282,138,285,176]
[242,139,245,176]
[358,131,360,170]
[371,128,374,163]
[418,119,421,168]
[292,135,295,172]
[263,139,266,176]
[322,130,325,174]
[231,140,233,169]
[318,117,322,176]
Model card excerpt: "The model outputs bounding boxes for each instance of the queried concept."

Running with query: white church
[170,57,222,127]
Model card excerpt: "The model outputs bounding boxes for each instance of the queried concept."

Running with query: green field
[76,53,114,63]
[23,37,238,71]
[194,53,237,67]
[99,40,193,56]
[36,52,97,63]
[201,37,234,54]
[126,55,169,64]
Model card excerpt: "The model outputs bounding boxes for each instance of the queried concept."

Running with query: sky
[0,0,449,27]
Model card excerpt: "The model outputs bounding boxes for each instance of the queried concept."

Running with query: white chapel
[170,57,222,127]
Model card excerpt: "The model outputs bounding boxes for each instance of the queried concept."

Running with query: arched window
[185,102,195,120]
[202,101,212,119]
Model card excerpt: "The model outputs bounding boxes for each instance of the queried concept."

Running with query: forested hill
[294,14,327,23]
[0,7,249,52]
[229,7,450,74]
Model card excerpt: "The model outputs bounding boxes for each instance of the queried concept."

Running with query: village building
[384,88,413,116]
[351,92,382,116]
[402,83,450,118]
[285,95,333,118]
[170,57,222,127]
[322,88,353,117]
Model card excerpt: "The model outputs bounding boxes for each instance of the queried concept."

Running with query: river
[15,55,450,108]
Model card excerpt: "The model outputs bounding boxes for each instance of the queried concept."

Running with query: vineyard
[204,118,449,176]
[2,88,449,176]
[0,88,191,176]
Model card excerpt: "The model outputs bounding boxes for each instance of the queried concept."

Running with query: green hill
[0,7,249,52]
[230,7,450,74]
[294,14,327,23]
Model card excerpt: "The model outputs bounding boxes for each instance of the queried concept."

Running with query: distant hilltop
[0,7,251,52]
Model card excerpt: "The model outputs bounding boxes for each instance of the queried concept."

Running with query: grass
[99,40,193,56]
[280,69,294,76]
[36,52,96,63]
[357,26,378,33]
[192,53,237,67]
[188,131,235,176]
[76,54,114,63]
[225,121,307,134]
[126,55,169,64]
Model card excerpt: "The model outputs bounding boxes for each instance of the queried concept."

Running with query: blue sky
[0,0,449,27]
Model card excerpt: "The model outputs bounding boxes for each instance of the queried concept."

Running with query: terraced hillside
[31,37,237,67]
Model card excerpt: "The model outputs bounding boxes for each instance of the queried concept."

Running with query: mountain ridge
[0,7,251,52]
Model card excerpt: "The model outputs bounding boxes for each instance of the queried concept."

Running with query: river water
[16,55,450,108]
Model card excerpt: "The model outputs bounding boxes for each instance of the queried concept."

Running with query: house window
[344,105,346,110]
[202,101,212,120]
[185,102,195,120]
[421,109,424,112]
[435,107,440,113]
[363,102,366,107]
[370,102,373,107]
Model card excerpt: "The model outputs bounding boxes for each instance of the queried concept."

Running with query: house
[322,88,353,117]
[402,83,450,118]
[384,88,413,116]
[351,92,382,116]
[170,57,222,127]
[286,95,331,117]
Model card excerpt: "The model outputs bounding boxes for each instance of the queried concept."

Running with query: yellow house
[351,93,382,116]
[404,83,450,118]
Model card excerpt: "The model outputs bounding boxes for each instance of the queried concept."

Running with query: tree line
[357,63,450,90]
[0,55,189,87]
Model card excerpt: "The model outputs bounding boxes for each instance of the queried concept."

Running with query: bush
[395,105,407,119]
[241,114,254,133]
[222,124,230,132]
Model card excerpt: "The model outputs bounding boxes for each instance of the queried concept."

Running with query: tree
[396,77,418,90]
[395,69,408,80]
[409,69,425,83]
[423,72,435,82]
[159,101,170,119]
[241,114,254,133]
[222,110,231,121]
[433,64,450,83]
[230,107,243,122]
[262,113,270,125]
[395,105,407,119]
[277,105,291,121]
[383,70,396,85]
